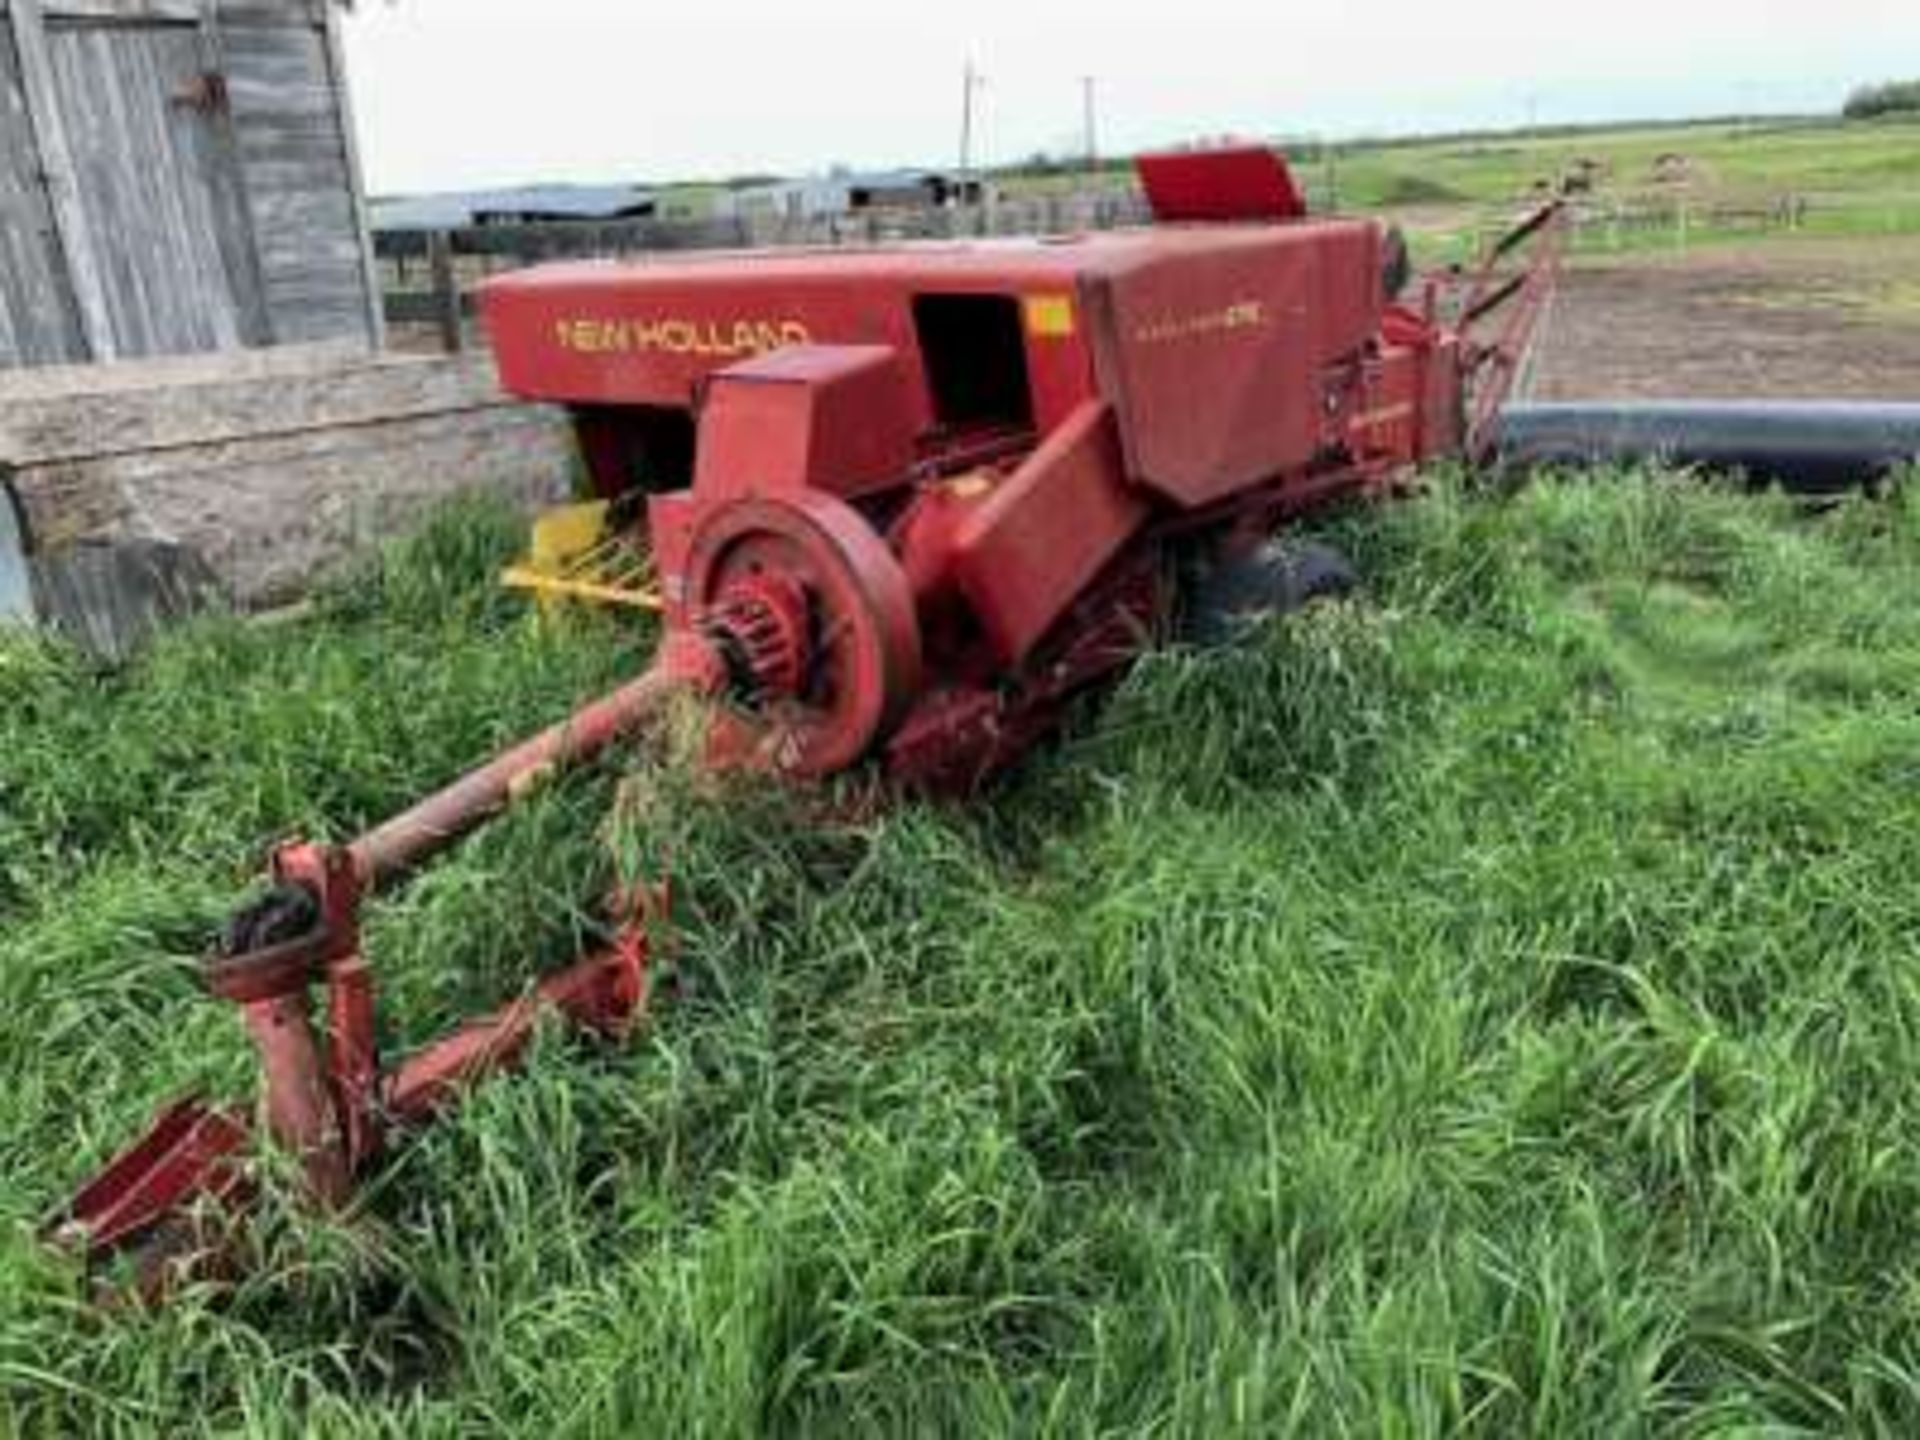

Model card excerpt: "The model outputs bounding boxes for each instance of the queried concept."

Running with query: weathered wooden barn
[0,0,571,659]
[0,0,382,369]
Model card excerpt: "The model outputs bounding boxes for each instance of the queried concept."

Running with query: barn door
[0,17,84,366]
[43,16,269,358]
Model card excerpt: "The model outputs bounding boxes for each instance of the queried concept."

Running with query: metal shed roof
[371,184,658,230]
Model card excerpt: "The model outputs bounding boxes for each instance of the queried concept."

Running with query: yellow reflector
[1024,294,1076,339]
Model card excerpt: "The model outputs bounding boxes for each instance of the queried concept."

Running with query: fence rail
[377,189,1821,349]
[376,194,1152,349]
[1565,194,1811,247]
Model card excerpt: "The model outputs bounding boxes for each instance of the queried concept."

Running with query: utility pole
[959,60,986,200]
[1082,75,1099,177]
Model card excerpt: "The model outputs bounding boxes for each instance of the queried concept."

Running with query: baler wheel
[685,493,922,778]
[1183,539,1358,647]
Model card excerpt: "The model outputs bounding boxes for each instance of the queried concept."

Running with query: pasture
[5,471,1920,1433]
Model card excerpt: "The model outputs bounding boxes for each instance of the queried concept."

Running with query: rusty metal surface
[351,663,710,890]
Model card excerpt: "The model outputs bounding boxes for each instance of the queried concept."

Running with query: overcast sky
[338,0,1920,196]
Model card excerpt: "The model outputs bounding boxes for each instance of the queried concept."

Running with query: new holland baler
[44,146,1586,1293]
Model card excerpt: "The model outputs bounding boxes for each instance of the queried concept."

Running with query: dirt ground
[1530,237,1920,401]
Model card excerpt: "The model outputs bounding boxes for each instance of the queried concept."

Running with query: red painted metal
[1082,221,1381,506]
[1135,145,1307,223]
[54,149,1569,1299]
[949,401,1147,666]
[384,918,654,1126]
[1457,200,1569,459]
[49,1100,251,1260]
[692,345,919,501]
[353,664,714,889]
[685,492,923,777]
[50,665,705,1292]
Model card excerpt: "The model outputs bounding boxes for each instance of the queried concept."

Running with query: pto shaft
[350,644,721,890]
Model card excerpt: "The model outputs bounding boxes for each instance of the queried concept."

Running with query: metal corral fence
[378,191,1152,351]
[1569,193,1812,247]
[377,188,1830,351]
[1426,192,1819,268]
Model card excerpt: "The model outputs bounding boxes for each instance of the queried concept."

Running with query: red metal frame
[1452,201,1571,459]
[49,661,720,1295]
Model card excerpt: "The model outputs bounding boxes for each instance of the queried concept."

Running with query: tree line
[1845,80,1920,120]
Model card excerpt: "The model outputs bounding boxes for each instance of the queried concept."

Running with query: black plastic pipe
[1493,401,1920,494]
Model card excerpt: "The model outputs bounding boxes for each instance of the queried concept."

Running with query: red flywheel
[684,492,922,778]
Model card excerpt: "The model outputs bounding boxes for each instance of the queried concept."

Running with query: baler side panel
[483,273,932,424]
[950,402,1148,667]
[691,345,918,502]
[484,269,1102,452]
[1087,225,1382,508]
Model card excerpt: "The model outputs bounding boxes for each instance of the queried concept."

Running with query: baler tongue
[46,659,718,1298]
[1444,199,1571,459]
[48,1099,253,1297]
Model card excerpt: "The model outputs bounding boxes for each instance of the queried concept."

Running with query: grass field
[6,474,1920,1433]
[1004,113,1920,261]
[1310,115,1920,210]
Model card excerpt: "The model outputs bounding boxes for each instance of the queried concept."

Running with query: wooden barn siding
[0,16,86,365]
[4,351,571,605]
[222,10,374,346]
[44,21,262,355]
[0,0,375,368]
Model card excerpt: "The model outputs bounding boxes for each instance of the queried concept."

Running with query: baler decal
[552,316,813,358]
[1132,299,1268,345]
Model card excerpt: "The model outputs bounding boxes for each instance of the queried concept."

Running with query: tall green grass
[4,473,1920,1434]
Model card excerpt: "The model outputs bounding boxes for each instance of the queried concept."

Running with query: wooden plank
[213,0,322,25]
[427,230,462,352]
[319,0,383,347]
[36,0,202,23]
[196,2,273,344]
[222,79,337,113]
[384,289,480,327]
[245,180,354,222]
[0,13,86,365]
[0,352,507,463]
[8,0,118,359]
[227,131,354,170]
[33,538,219,665]
[45,22,249,356]
[444,216,749,258]
[10,400,570,604]
[0,337,368,402]
[223,12,375,349]
[371,216,753,273]
[374,229,431,260]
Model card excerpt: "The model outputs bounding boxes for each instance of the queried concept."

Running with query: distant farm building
[714,169,989,223]
[370,184,659,232]
[0,0,381,370]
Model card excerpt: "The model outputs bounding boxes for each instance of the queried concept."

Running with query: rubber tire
[1183,539,1358,647]
[1381,226,1413,302]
